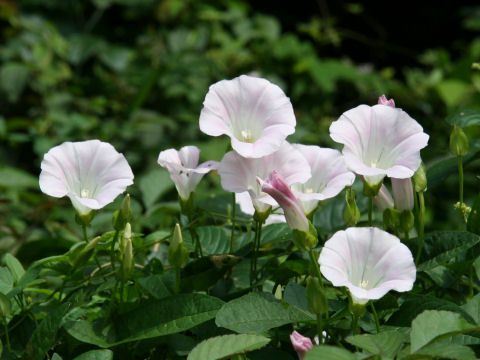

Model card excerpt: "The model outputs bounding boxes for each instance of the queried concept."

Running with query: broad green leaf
[137,273,174,300]
[3,254,25,283]
[215,292,315,333]
[0,167,38,189]
[52,354,63,360]
[387,294,475,326]
[261,223,291,246]
[187,334,270,360]
[65,294,224,347]
[410,310,479,352]
[196,226,230,255]
[283,282,309,313]
[72,350,113,360]
[461,292,480,324]
[0,293,11,317]
[436,80,470,108]
[98,45,133,72]
[0,267,13,294]
[138,168,174,209]
[0,62,30,102]
[417,231,480,271]
[445,108,480,128]
[23,303,70,360]
[346,331,405,358]
[304,345,356,360]
[410,342,476,360]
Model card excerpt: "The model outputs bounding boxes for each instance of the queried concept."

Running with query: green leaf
[427,153,478,189]
[417,231,480,271]
[304,345,356,360]
[0,62,30,102]
[346,331,405,358]
[137,273,174,300]
[0,293,11,317]
[65,294,224,347]
[283,282,309,313]
[261,223,291,246]
[52,354,63,360]
[0,167,38,189]
[387,294,475,326]
[72,350,113,360]
[410,310,479,352]
[445,108,480,128]
[436,80,470,108]
[138,168,174,210]
[0,268,13,294]
[410,342,476,360]
[187,334,270,360]
[98,45,133,72]
[215,292,314,334]
[461,292,480,324]
[3,254,25,284]
[23,303,70,360]
[196,226,230,255]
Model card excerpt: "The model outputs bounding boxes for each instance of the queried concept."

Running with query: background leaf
[72,350,113,360]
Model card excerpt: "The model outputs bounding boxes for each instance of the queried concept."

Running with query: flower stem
[469,264,474,298]
[458,155,464,230]
[316,313,323,340]
[370,302,380,334]
[110,230,119,269]
[308,249,323,284]
[250,220,263,287]
[3,318,11,353]
[352,313,359,335]
[82,224,88,242]
[230,193,236,253]
[368,196,373,226]
[415,192,425,265]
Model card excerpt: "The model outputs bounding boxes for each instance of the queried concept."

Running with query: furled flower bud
[120,222,131,255]
[113,194,131,231]
[378,94,395,107]
[120,237,133,282]
[290,331,313,360]
[344,187,360,227]
[306,277,328,316]
[168,223,190,268]
[391,178,414,211]
[450,125,469,156]
[412,162,427,193]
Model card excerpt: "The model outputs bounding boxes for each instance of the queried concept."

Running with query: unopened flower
[330,104,429,187]
[290,331,313,360]
[291,145,355,214]
[218,142,310,213]
[378,94,395,107]
[199,75,296,158]
[158,146,218,201]
[39,140,134,216]
[319,227,416,305]
[374,184,394,212]
[258,170,309,233]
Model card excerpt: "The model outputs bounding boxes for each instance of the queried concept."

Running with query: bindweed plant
[3,74,480,360]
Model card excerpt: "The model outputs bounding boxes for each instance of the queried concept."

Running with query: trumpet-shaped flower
[291,145,355,214]
[218,142,310,213]
[199,75,296,158]
[258,170,309,232]
[319,227,416,305]
[329,104,429,187]
[39,140,134,215]
[157,146,218,201]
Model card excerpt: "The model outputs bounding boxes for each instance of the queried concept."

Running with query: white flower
[199,75,296,158]
[291,144,355,214]
[329,104,429,187]
[157,146,218,201]
[235,192,286,225]
[319,227,416,305]
[39,140,134,215]
[218,142,311,213]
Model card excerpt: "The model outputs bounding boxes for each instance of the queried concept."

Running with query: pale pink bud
[378,94,395,107]
[374,184,394,212]
[290,330,313,360]
[391,178,414,211]
[258,171,309,233]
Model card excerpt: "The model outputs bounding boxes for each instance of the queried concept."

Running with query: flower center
[360,279,369,289]
[80,189,90,198]
[370,160,377,168]
[241,129,253,143]
[305,187,313,194]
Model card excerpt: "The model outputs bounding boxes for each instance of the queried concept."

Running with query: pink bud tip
[290,331,313,359]
[378,94,395,107]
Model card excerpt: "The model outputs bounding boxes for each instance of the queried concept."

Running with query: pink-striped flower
[158,146,218,201]
[199,75,296,158]
[39,140,134,215]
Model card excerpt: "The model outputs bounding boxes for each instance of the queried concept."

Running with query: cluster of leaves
[3,0,480,359]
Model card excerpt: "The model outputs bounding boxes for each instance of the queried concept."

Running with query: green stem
[82,224,88,242]
[250,220,263,287]
[352,313,359,335]
[469,264,474,298]
[368,196,373,226]
[370,302,380,334]
[230,193,236,253]
[316,313,323,340]
[458,155,464,229]
[3,318,11,353]
[308,249,323,283]
[404,229,409,242]
[415,192,425,265]
[110,230,119,269]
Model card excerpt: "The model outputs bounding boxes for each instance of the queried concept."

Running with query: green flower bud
[113,194,131,231]
[306,277,328,315]
[120,223,131,255]
[0,293,11,318]
[383,208,400,230]
[119,237,133,282]
[73,236,102,266]
[344,187,360,227]
[292,222,318,251]
[412,162,427,192]
[169,223,190,268]
[450,125,469,156]
[400,210,415,233]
